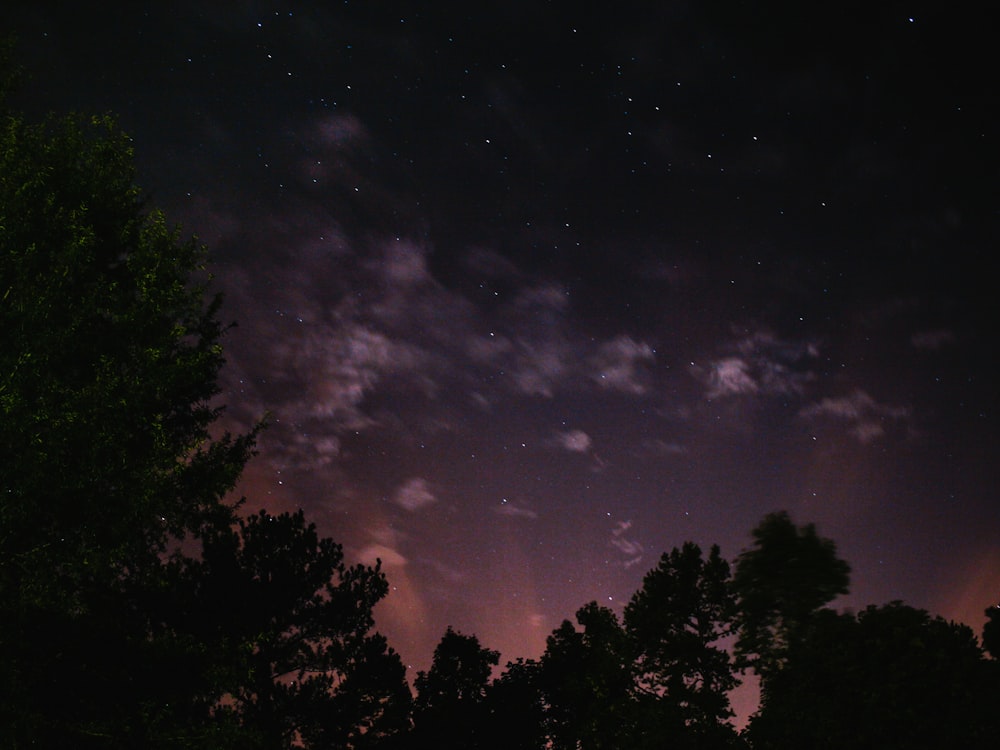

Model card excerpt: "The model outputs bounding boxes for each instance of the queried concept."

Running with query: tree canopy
[732,511,850,676]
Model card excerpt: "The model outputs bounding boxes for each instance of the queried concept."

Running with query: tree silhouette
[984,601,1000,659]
[732,511,850,677]
[480,657,547,750]
[624,542,741,748]
[183,509,410,750]
[539,602,637,749]
[747,602,1000,748]
[410,627,500,749]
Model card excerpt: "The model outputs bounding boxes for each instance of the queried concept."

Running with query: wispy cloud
[642,439,688,456]
[911,328,955,351]
[590,335,655,394]
[393,477,438,512]
[296,323,426,428]
[552,429,593,453]
[704,357,759,398]
[357,543,408,568]
[800,389,911,443]
[610,520,644,569]
[495,499,538,519]
[512,339,571,397]
[696,328,819,400]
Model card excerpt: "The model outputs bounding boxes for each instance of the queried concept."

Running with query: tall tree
[539,602,637,750]
[624,542,740,748]
[1,97,255,745]
[732,511,850,677]
[410,627,500,749]
[183,510,410,750]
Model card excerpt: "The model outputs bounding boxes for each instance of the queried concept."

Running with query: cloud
[357,543,407,568]
[314,112,368,148]
[643,439,688,456]
[552,429,592,453]
[799,389,911,443]
[379,239,432,286]
[274,433,341,470]
[511,283,571,320]
[610,520,644,568]
[590,335,655,394]
[495,499,538,519]
[512,340,570,397]
[705,357,759,398]
[298,323,425,427]
[393,477,437,512]
[416,556,468,583]
[697,329,819,399]
[462,246,523,280]
[911,328,956,351]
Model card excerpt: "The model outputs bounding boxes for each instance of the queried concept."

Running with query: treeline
[413,519,1000,749]
[2,48,998,748]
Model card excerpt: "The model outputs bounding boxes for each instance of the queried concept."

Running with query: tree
[410,627,500,749]
[746,602,1000,749]
[624,542,741,748]
[480,657,547,750]
[539,602,637,750]
[183,509,410,750]
[732,511,850,677]
[1,95,256,745]
[984,601,1000,659]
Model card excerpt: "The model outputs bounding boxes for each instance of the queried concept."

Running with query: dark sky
[5,0,997,721]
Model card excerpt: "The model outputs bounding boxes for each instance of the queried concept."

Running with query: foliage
[624,542,738,738]
[0,76,403,748]
[410,627,500,749]
[0,97,257,746]
[184,509,410,750]
[535,548,743,750]
[747,602,1000,748]
[539,602,637,749]
[732,511,850,676]
[984,602,1000,659]
[479,657,548,750]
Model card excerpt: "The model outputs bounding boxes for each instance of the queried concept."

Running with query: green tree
[410,627,500,749]
[1,98,256,745]
[732,511,850,677]
[624,542,741,748]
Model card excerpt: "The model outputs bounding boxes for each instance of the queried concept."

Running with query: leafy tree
[732,511,850,677]
[746,602,1000,749]
[410,627,500,749]
[178,509,410,750]
[480,657,547,750]
[624,542,741,748]
[984,601,1000,659]
[0,36,22,106]
[0,68,405,749]
[539,602,637,750]
[1,91,255,745]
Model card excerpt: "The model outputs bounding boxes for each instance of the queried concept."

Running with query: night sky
[5,0,997,721]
